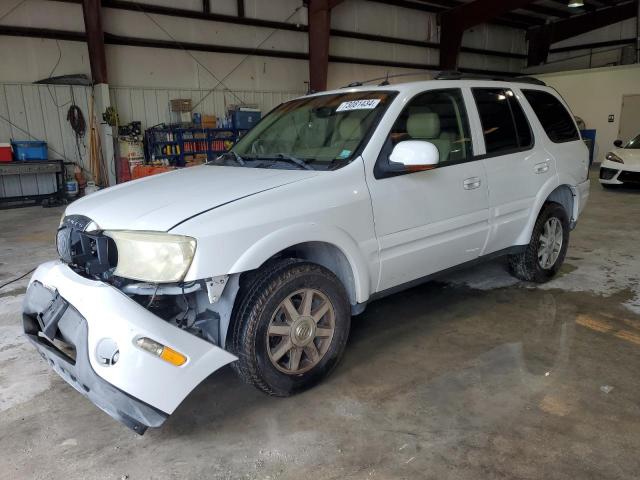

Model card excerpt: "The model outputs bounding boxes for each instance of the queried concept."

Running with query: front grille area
[618,170,640,184]
[57,216,117,279]
[599,167,618,180]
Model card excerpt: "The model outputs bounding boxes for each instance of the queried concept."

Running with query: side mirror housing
[389,141,439,172]
[613,139,623,148]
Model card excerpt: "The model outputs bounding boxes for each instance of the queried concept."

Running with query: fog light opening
[96,338,120,366]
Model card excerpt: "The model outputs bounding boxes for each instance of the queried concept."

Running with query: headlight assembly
[605,152,624,164]
[104,231,196,283]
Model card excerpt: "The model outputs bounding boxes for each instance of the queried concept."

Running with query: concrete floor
[0,176,639,480]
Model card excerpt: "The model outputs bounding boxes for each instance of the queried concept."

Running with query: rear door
[469,87,554,254]
[365,87,490,292]
[521,88,587,189]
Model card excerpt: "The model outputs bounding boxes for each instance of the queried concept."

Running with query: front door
[365,88,490,292]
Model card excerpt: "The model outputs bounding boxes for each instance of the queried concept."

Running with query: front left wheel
[229,259,351,396]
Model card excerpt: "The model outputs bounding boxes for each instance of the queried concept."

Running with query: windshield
[210,91,396,170]
[624,133,640,149]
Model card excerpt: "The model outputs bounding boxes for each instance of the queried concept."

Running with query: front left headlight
[605,152,624,164]
[104,231,196,283]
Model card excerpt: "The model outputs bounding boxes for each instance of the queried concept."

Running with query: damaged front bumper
[22,261,237,434]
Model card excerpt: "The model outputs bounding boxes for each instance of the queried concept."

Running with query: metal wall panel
[0,83,304,171]
[0,83,91,171]
[0,173,57,198]
[108,86,306,130]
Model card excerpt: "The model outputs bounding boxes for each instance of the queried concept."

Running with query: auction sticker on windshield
[336,99,381,112]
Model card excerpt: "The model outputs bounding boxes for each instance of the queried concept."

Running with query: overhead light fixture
[568,0,584,7]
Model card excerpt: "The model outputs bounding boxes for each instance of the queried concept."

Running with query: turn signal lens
[160,347,187,366]
[136,337,187,366]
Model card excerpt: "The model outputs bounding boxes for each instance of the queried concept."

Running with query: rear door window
[472,88,533,155]
[522,89,579,143]
[510,94,533,148]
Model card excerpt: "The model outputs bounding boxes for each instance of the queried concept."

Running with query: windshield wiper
[209,150,246,166]
[227,151,246,166]
[258,153,314,170]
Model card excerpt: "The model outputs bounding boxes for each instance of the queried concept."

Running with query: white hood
[66,165,318,231]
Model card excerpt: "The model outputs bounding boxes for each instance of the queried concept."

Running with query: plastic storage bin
[11,141,48,161]
[0,143,11,162]
[231,110,261,130]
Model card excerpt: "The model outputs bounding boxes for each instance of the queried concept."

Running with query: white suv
[23,78,590,433]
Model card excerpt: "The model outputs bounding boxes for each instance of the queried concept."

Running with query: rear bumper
[22,261,237,433]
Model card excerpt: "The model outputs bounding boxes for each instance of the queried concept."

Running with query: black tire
[229,259,351,396]
[601,183,617,190]
[508,202,570,283]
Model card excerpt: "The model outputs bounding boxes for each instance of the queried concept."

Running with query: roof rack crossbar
[336,71,546,90]
[435,71,546,86]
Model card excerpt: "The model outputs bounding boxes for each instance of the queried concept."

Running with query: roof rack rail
[434,71,546,86]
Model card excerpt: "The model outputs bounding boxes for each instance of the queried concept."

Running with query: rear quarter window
[522,90,579,143]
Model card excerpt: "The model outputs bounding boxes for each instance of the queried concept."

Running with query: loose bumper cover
[22,261,237,434]
[576,178,590,217]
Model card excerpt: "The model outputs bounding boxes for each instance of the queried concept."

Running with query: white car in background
[599,133,640,187]
[22,76,590,434]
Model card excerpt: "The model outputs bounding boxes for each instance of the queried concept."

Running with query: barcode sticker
[336,99,381,112]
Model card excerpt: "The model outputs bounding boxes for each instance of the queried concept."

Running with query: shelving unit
[145,124,248,167]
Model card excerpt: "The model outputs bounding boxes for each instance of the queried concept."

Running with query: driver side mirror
[389,140,439,172]
[613,139,623,148]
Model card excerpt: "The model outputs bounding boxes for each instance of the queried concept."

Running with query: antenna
[378,71,391,86]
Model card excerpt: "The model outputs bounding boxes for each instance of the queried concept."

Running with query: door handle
[534,162,550,174]
[463,177,481,190]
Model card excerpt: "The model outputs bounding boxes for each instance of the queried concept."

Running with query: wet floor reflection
[172,280,585,437]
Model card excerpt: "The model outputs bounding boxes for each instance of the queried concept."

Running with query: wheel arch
[546,184,576,223]
[516,181,576,245]
[271,241,358,306]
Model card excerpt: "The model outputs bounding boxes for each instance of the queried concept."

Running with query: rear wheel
[229,259,350,396]
[508,202,569,283]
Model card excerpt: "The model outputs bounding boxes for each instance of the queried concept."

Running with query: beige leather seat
[333,116,364,153]
[406,112,451,162]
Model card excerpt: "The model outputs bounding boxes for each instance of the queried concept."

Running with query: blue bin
[231,110,261,130]
[11,141,48,161]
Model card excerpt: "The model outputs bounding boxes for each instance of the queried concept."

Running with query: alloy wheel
[538,217,563,269]
[266,288,336,374]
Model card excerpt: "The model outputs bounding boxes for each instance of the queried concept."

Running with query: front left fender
[228,223,373,304]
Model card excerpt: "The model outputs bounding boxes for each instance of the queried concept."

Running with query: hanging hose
[66,105,86,138]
